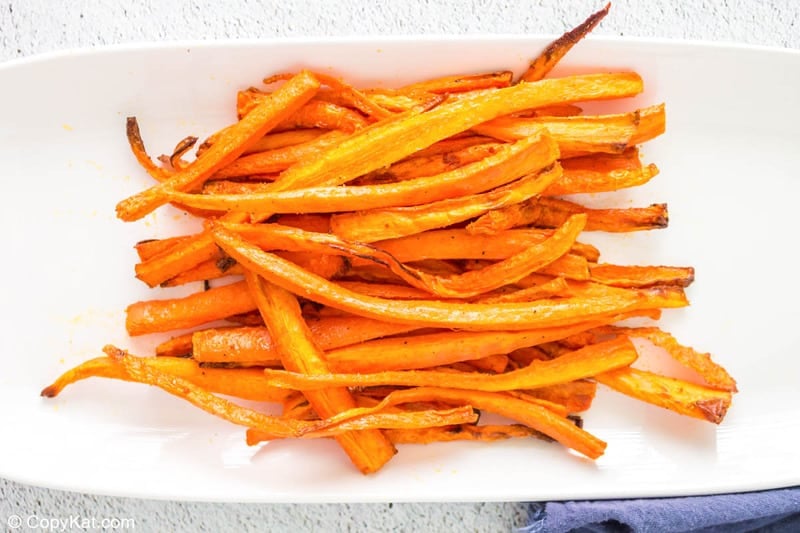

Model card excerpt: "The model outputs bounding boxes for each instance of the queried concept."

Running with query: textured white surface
[0,1,797,531]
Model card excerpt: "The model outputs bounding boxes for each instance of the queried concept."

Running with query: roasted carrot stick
[265,71,393,119]
[525,380,597,413]
[369,228,599,263]
[211,226,688,331]
[546,157,659,196]
[330,163,563,242]
[473,104,666,154]
[238,94,368,132]
[116,71,321,221]
[520,3,611,82]
[589,264,695,288]
[126,280,255,336]
[399,71,513,94]
[40,355,291,403]
[323,319,630,373]
[155,332,195,357]
[165,132,558,214]
[245,272,397,474]
[596,367,732,424]
[263,336,637,392]
[467,197,669,235]
[125,117,170,182]
[191,317,420,364]
[212,130,349,179]
[383,424,548,444]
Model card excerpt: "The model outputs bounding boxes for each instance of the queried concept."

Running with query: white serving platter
[0,36,798,502]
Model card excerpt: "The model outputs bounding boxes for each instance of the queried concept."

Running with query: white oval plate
[0,37,798,503]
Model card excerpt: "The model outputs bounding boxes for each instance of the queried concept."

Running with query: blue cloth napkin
[520,486,800,533]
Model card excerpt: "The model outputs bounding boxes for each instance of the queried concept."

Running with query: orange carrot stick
[115,71,321,221]
[245,271,398,474]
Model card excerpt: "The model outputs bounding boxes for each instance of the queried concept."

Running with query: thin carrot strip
[330,163,563,243]
[211,226,688,331]
[135,236,191,262]
[324,320,619,373]
[589,264,695,288]
[155,332,195,357]
[546,162,659,196]
[263,336,637,392]
[116,71,320,221]
[383,424,548,444]
[473,104,666,154]
[520,3,611,82]
[166,132,558,214]
[125,117,170,181]
[40,355,290,403]
[596,367,732,424]
[467,197,669,235]
[125,280,255,336]
[369,228,598,263]
[399,71,513,94]
[245,272,397,474]
[192,317,420,364]
[212,130,349,179]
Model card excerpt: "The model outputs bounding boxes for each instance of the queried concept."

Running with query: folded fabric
[519,486,800,533]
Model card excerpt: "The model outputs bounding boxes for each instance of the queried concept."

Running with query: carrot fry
[212,130,349,179]
[546,162,659,196]
[478,277,571,303]
[116,71,320,221]
[520,3,611,82]
[589,264,695,288]
[245,271,397,474]
[571,326,737,392]
[596,367,732,424]
[135,235,191,262]
[330,163,563,242]
[370,228,599,263]
[192,317,420,364]
[265,71,393,119]
[273,73,643,192]
[363,90,446,113]
[263,336,637,392]
[473,104,666,154]
[400,135,499,160]
[126,280,255,336]
[166,132,558,214]
[324,320,624,373]
[40,355,290,403]
[467,197,669,235]
[383,424,548,444]
[238,93,368,132]
[399,71,513,94]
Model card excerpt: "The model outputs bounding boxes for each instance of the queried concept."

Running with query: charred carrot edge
[245,271,397,474]
[115,71,321,221]
[383,424,549,444]
[520,3,611,82]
